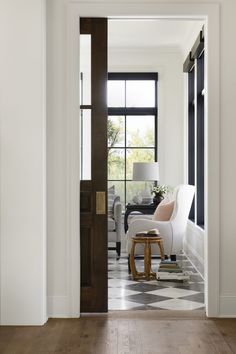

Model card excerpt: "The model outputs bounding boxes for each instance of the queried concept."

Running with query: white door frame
[66,1,220,317]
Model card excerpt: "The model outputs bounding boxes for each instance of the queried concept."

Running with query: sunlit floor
[108,253,205,311]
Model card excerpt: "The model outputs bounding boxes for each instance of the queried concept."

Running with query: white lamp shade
[132,162,159,181]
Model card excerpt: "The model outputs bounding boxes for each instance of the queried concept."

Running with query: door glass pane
[80,109,91,180]
[126,181,153,204]
[126,80,155,107]
[80,35,91,105]
[108,116,125,148]
[108,80,125,107]
[108,148,125,180]
[108,181,125,210]
[126,116,155,147]
[126,149,155,180]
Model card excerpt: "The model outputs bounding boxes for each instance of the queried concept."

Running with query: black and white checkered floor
[108,253,205,311]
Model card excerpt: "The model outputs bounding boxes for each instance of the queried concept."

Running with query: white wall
[109,47,184,187]
[0,0,46,324]
[181,21,204,59]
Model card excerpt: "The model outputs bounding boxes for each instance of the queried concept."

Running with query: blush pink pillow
[153,200,174,221]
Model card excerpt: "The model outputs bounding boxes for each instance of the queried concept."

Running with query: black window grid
[108,72,158,207]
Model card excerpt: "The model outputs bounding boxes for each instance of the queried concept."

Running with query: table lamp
[132,162,159,204]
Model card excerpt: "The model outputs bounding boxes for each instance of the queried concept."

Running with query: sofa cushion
[153,200,175,221]
[108,185,115,216]
[108,217,115,231]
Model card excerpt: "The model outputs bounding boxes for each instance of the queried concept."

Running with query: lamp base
[142,188,152,204]
[153,195,164,207]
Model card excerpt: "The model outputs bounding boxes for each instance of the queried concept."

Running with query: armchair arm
[113,201,122,242]
[113,200,122,222]
[129,214,153,224]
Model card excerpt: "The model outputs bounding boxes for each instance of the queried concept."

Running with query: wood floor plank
[0,312,236,354]
[214,319,236,354]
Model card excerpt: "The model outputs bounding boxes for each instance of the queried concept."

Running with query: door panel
[80,18,108,312]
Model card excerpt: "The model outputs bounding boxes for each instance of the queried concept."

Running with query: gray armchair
[108,196,122,258]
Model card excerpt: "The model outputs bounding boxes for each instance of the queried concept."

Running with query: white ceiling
[108,19,204,51]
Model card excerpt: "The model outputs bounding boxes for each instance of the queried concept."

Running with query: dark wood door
[80,18,108,312]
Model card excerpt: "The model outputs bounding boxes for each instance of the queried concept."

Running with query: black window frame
[107,72,158,208]
[184,29,205,228]
[196,51,205,227]
[188,67,195,221]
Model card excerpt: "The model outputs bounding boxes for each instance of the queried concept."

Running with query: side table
[124,203,157,233]
[130,236,165,281]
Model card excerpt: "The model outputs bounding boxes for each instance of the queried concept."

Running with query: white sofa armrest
[129,214,153,223]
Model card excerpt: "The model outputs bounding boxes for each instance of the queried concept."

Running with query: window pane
[108,116,125,147]
[80,35,91,105]
[108,80,125,107]
[126,181,153,204]
[126,80,155,107]
[80,109,91,180]
[126,116,155,147]
[108,149,125,180]
[126,149,155,180]
[108,181,125,210]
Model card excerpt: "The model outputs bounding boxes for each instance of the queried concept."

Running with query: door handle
[96,191,106,215]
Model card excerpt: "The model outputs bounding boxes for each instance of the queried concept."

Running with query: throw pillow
[108,185,115,216]
[153,200,175,221]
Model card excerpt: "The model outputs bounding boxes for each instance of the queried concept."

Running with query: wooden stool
[130,236,165,281]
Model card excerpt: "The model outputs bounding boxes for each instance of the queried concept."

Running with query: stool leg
[148,243,151,270]
[148,243,152,279]
[158,240,165,261]
[144,242,151,279]
[130,241,137,279]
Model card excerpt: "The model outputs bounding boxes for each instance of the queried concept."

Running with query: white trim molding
[66,1,220,317]
[65,5,81,317]
[184,221,205,278]
[219,296,236,318]
[47,296,70,318]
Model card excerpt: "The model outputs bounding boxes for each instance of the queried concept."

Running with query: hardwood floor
[0,311,236,353]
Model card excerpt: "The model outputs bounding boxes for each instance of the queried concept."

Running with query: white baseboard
[184,239,204,264]
[0,318,48,326]
[183,240,204,278]
[219,296,236,317]
[184,221,205,278]
[47,296,70,318]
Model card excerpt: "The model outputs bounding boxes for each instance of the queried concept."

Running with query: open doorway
[107,19,205,311]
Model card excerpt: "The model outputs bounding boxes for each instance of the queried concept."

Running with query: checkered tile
[108,252,205,311]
